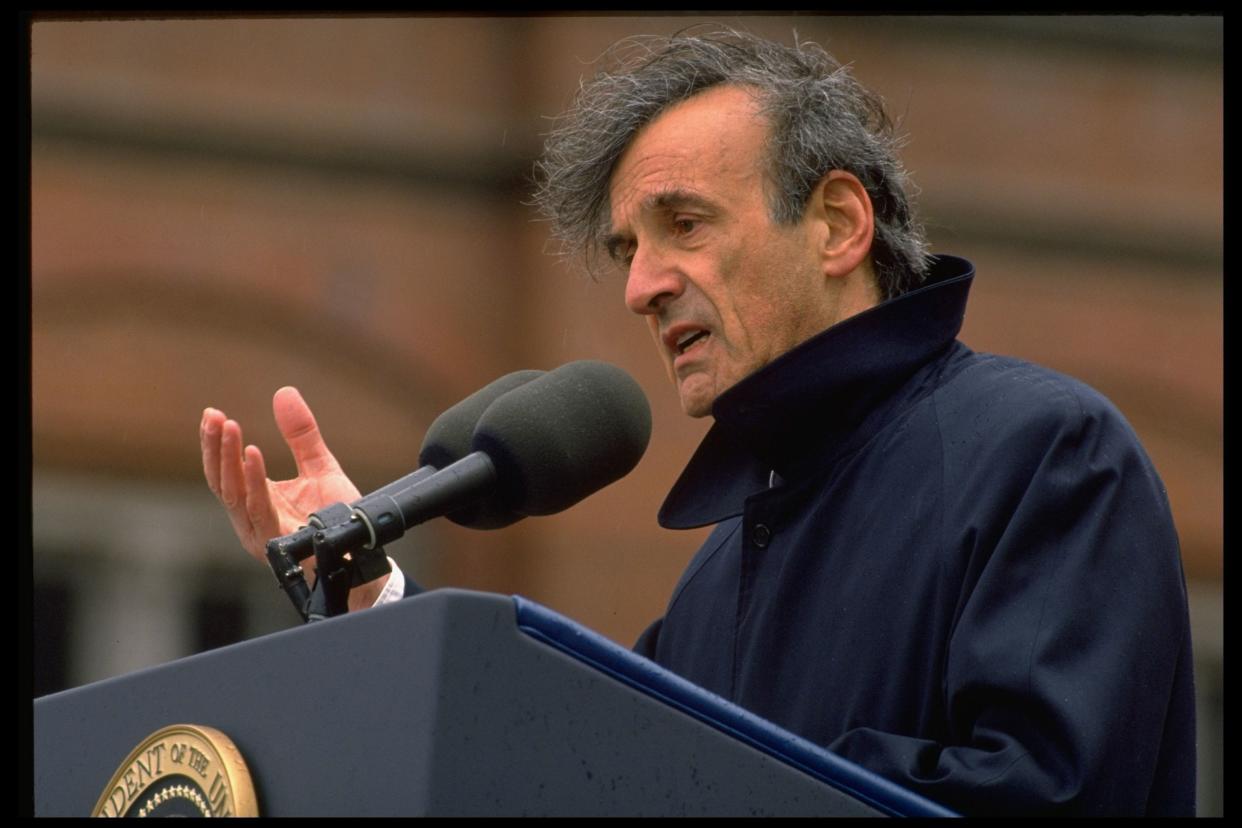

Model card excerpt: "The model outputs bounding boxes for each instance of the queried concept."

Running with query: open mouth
[676,329,710,355]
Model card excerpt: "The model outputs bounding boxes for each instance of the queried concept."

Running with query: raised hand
[201,387,391,610]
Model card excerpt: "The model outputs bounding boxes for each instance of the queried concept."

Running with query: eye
[619,242,637,269]
[606,238,636,268]
[672,216,699,236]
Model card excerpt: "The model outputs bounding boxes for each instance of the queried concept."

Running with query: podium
[34,589,954,816]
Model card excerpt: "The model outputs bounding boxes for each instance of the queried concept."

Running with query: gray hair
[531,27,931,300]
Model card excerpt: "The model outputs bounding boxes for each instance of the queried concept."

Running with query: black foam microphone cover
[471,360,652,517]
[419,369,546,529]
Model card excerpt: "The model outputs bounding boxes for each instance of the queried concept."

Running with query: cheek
[647,317,675,375]
[735,308,782,368]
[646,316,662,349]
[722,278,781,352]
[723,282,810,369]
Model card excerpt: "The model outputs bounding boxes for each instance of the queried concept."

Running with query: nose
[624,243,684,316]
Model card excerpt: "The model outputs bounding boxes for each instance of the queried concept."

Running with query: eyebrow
[642,187,717,214]
[603,187,719,261]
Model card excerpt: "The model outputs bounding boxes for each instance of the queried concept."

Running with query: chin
[679,390,716,419]
[675,372,722,419]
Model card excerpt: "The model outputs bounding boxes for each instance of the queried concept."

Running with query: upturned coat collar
[658,255,976,529]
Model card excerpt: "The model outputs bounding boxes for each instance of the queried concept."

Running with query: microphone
[419,369,545,529]
[372,368,547,502]
[264,368,544,610]
[472,359,653,516]
[333,360,651,552]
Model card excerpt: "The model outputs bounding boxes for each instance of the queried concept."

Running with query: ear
[808,170,875,279]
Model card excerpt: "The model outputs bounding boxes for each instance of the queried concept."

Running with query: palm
[203,386,364,565]
[202,387,394,610]
[266,471,362,540]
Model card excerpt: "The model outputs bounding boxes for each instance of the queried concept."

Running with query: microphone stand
[266,453,497,622]
[264,502,391,624]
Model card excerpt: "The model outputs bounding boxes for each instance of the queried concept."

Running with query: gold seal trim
[91,724,258,817]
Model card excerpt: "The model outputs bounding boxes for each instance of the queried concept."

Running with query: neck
[828,259,882,329]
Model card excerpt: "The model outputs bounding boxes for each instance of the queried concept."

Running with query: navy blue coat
[635,256,1196,816]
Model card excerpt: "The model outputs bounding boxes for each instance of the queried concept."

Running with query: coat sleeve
[632,617,663,659]
[828,369,1196,816]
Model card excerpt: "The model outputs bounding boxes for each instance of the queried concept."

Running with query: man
[200,29,1195,815]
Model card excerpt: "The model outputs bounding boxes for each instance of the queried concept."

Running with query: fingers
[242,445,278,562]
[218,418,247,510]
[201,404,286,563]
[200,408,226,495]
[204,391,351,565]
[202,407,248,512]
[210,414,265,558]
[272,386,343,479]
[202,408,248,520]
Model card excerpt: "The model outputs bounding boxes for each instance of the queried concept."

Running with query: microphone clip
[264,502,392,624]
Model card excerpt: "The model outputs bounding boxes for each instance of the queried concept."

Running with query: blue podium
[34,589,954,816]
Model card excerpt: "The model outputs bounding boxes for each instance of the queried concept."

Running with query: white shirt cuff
[371,558,406,607]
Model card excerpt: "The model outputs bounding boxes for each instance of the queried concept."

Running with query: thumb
[272,386,344,479]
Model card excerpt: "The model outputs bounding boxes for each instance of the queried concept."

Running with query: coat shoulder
[933,350,1135,445]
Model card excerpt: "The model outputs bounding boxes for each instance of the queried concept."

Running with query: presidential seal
[91,724,258,817]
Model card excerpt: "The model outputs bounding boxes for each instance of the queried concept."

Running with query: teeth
[676,330,709,354]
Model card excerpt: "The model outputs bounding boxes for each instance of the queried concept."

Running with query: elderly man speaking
[200,28,1196,816]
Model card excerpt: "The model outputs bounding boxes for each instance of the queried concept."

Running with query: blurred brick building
[29,15,1221,813]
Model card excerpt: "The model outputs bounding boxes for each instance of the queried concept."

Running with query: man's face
[607,85,845,417]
